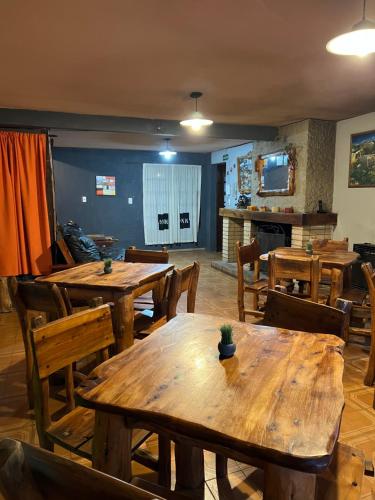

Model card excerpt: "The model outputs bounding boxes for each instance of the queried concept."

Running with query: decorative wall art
[257,143,297,197]
[349,130,375,188]
[237,154,252,194]
[96,175,116,196]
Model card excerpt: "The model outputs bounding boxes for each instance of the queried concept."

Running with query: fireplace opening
[253,221,292,271]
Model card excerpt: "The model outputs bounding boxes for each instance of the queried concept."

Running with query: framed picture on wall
[96,175,116,196]
[349,130,375,188]
[237,154,252,194]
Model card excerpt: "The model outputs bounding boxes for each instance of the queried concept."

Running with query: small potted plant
[103,258,112,274]
[305,240,313,255]
[218,324,236,358]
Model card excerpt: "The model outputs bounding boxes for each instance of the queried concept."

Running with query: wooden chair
[0,438,186,500]
[51,226,79,272]
[236,239,268,321]
[268,251,321,302]
[125,246,169,264]
[136,262,200,336]
[30,305,158,470]
[312,238,349,283]
[361,262,375,387]
[259,290,351,339]
[125,246,169,311]
[8,278,73,409]
[311,238,349,253]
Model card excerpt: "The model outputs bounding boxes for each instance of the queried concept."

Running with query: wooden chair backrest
[0,438,165,500]
[31,305,114,432]
[166,261,200,321]
[236,239,262,283]
[362,262,375,294]
[268,251,320,302]
[125,246,169,264]
[8,278,71,322]
[311,238,349,252]
[57,238,76,266]
[31,304,114,381]
[263,290,349,338]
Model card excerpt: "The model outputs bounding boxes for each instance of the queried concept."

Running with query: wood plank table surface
[36,261,173,351]
[76,313,345,498]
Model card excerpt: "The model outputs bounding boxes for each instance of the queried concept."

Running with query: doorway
[215,163,226,252]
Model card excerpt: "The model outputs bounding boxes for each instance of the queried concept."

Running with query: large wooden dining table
[36,261,173,351]
[76,313,345,498]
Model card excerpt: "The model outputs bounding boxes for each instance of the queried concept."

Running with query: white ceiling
[51,129,247,153]
[1,0,375,126]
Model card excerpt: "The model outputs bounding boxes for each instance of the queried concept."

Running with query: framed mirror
[237,154,252,194]
[257,146,296,197]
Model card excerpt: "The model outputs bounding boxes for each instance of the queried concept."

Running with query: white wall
[333,112,375,248]
[211,143,253,208]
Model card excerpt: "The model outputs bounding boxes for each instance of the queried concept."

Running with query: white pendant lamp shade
[326,0,375,56]
[159,138,177,160]
[180,92,213,131]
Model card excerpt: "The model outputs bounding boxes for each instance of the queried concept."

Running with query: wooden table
[36,261,173,351]
[76,313,345,498]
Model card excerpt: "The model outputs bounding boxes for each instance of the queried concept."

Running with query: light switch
[82,196,87,203]
[128,197,133,205]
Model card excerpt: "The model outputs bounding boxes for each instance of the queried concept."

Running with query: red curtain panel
[0,132,52,276]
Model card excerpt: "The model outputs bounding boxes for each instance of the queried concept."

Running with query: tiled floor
[0,250,374,498]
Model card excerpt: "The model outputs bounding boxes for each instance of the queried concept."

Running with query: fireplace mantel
[219,208,337,227]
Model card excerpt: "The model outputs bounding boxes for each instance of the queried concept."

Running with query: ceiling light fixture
[180,92,213,131]
[326,0,375,56]
[159,138,177,160]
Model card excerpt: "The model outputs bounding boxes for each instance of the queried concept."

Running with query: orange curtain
[0,132,52,276]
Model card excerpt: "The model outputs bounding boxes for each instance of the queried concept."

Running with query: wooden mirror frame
[257,144,297,197]
[237,154,252,194]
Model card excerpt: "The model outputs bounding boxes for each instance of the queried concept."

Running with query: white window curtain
[143,163,201,245]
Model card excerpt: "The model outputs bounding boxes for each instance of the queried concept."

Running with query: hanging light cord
[195,97,198,112]
[363,0,367,20]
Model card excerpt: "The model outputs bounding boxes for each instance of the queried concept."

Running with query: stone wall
[305,120,336,212]
[215,119,336,214]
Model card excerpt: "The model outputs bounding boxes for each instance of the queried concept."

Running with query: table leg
[152,276,166,321]
[113,294,134,352]
[343,266,352,290]
[216,454,228,478]
[264,463,316,500]
[158,434,172,488]
[174,441,205,490]
[92,411,132,481]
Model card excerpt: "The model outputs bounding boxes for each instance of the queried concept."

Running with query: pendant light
[180,92,213,131]
[326,0,375,56]
[159,138,177,160]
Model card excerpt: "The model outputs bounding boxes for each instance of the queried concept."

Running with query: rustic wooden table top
[36,261,174,292]
[76,313,345,472]
[260,247,359,268]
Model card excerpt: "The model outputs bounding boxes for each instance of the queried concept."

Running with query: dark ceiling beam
[0,108,278,141]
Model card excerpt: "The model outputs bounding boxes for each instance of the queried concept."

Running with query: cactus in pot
[103,258,112,274]
[218,324,236,358]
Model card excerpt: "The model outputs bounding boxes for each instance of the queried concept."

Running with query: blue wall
[53,148,217,251]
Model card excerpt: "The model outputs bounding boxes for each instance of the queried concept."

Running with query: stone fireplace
[220,208,337,263]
